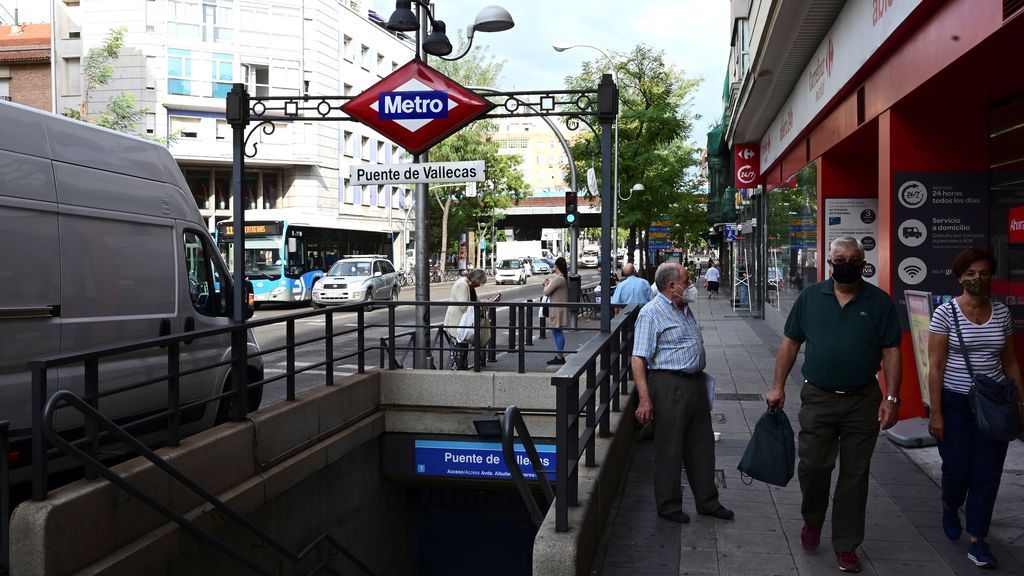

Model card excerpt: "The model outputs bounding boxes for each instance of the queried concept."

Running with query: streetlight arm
[436,27,476,61]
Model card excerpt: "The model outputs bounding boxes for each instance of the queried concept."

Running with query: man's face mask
[830,256,864,284]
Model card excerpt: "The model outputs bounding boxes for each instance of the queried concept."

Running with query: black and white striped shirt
[928,300,1013,394]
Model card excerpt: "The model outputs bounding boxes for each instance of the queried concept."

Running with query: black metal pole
[597,74,618,332]
[227,84,250,422]
[413,6,431,369]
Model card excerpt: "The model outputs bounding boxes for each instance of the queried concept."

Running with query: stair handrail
[41,390,374,576]
[501,405,555,526]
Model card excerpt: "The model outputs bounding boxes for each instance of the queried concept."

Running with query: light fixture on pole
[385,0,514,368]
[552,42,620,268]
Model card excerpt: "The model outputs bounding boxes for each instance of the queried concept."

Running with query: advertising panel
[904,290,934,408]
[892,173,989,329]
[824,198,879,286]
[734,143,761,188]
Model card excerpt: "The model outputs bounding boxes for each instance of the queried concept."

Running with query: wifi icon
[899,258,927,285]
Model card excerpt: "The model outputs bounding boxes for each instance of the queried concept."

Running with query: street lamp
[385,0,514,368]
[552,42,621,269]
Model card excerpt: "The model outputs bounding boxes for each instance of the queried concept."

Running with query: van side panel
[54,162,196,221]
[43,112,168,184]
[0,102,51,159]
[0,152,60,431]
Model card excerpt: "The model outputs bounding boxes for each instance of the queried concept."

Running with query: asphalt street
[252,269,602,407]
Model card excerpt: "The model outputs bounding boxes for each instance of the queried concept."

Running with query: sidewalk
[595,292,1024,575]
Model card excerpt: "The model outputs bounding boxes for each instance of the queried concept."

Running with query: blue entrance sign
[378,90,449,120]
[414,439,556,480]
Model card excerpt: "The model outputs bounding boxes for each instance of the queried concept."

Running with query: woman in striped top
[926,247,1024,569]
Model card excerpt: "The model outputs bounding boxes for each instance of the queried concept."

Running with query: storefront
[732,0,1024,417]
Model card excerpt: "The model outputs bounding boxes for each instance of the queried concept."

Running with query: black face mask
[831,260,863,284]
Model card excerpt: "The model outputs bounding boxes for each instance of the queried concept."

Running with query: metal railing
[41,390,373,576]
[551,304,638,532]
[501,406,554,526]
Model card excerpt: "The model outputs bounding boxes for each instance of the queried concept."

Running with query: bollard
[526,299,534,346]
[488,307,498,362]
[539,314,547,339]
[508,305,518,351]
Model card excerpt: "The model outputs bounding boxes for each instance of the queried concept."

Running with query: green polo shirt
[784,279,901,392]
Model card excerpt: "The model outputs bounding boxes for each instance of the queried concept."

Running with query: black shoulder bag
[950,303,1023,442]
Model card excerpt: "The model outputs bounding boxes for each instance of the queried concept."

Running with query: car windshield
[327,261,372,276]
[499,259,521,269]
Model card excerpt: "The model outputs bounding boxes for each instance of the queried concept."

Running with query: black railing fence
[4,297,638,572]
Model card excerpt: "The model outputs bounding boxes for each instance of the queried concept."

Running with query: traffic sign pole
[413,7,430,369]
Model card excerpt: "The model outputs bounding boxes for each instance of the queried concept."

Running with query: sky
[377,0,732,143]
[6,0,732,143]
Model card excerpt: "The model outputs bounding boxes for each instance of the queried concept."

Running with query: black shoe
[546,356,566,365]
[699,506,734,520]
[658,510,690,524]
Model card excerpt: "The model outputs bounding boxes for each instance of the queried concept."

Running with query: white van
[0,101,262,476]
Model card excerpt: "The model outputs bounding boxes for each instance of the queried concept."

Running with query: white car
[581,252,599,268]
[312,256,399,307]
[495,258,528,284]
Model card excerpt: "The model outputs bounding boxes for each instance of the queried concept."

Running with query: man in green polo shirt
[766,235,901,574]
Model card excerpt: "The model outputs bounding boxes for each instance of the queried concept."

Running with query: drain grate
[714,392,764,401]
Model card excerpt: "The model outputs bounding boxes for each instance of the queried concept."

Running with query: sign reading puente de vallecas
[342,60,494,155]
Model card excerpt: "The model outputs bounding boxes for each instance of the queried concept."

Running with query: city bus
[216,219,392,307]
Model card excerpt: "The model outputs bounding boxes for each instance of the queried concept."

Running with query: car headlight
[352,290,361,298]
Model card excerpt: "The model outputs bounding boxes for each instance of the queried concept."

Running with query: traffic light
[565,190,578,226]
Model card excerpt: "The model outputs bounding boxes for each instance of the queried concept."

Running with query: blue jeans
[552,329,565,355]
[937,390,1010,538]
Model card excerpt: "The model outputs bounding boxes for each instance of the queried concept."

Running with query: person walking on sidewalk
[926,247,1024,569]
[611,263,652,307]
[703,261,720,299]
[766,236,902,573]
[543,257,570,365]
[632,263,734,524]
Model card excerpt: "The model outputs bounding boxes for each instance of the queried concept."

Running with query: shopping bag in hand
[737,407,795,486]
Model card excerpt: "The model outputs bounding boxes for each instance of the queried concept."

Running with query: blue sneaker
[968,539,998,569]
[942,504,962,541]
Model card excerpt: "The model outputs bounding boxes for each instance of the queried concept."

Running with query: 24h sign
[342,60,494,155]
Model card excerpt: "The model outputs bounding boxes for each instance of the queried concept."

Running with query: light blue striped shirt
[633,293,706,372]
[611,275,653,306]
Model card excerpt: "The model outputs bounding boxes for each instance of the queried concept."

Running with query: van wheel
[214,369,263,425]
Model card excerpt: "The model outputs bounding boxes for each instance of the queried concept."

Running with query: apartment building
[0,22,51,110]
[52,0,416,266]
[494,115,571,193]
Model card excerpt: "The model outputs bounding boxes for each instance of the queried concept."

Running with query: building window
[64,2,81,38]
[167,0,201,40]
[377,141,386,163]
[211,52,233,98]
[240,3,270,47]
[270,59,300,95]
[63,57,81,96]
[271,5,301,50]
[343,35,353,62]
[360,45,369,70]
[0,77,10,101]
[146,113,156,134]
[376,54,385,77]
[361,136,370,160]
[263,173,280,209]
[343,83,353,96]
[343,131,354,156]
[767,162,818,316]
[170,116,201,138]
[167,48,192,95]
[203,0,233,44]
[145,55,157,89]
[242,63,269,97]
[215,119,229,140]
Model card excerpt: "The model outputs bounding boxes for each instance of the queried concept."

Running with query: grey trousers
[798,383,881,552]
[649,371,721,515]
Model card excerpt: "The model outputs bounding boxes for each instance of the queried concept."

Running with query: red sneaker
[836,551,861,573]
[800,522,822,551]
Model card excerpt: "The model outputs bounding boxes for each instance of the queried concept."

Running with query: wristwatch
[885,395,901,406]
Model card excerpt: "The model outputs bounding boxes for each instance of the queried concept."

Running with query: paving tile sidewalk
[595,291,1024,576]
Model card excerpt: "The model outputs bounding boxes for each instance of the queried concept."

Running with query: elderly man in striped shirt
[632,263,734,524]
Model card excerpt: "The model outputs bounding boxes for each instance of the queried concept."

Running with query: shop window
[766,162,818,316]
[990,96,1024,330]
[263,173,280,209]
[170,115,201,138]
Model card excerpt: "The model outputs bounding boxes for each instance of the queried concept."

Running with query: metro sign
[343,60,494,155]
[734,143,761,188]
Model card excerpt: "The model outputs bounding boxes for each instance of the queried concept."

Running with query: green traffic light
[566,213,576,224]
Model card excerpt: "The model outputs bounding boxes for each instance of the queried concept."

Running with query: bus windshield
[221,238,283,280]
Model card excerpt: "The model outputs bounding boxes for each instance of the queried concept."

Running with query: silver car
[312,256,400,307]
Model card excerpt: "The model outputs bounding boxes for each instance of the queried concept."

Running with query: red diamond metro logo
[342,60,495,155]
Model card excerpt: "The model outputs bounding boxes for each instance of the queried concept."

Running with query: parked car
[533,258,552,274]
[495,258,528,285]
[581,251,600,268]
[312,256,400,307]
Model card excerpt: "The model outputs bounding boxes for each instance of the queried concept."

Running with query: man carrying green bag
[738,406,795,486]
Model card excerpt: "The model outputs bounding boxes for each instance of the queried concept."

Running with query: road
[251,269,602,407]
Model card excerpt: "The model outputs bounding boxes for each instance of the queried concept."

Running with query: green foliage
[422,49,528,266]
[563,43,705,260]
[96,92,147,133]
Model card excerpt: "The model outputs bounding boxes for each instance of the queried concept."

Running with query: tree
[63,27,149,138]
[563,44,703,275]
[425,48,529,271]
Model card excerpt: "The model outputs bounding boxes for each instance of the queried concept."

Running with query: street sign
[350,161,485,185]
[342,60,495,155]
[734,143,761,188]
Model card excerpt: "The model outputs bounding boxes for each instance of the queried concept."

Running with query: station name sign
[350,161,485,185]
[414,439,556,480]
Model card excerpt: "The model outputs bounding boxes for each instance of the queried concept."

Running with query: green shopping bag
[737,407,795,486]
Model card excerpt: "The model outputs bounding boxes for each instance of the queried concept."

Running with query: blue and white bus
[216,219,392,307]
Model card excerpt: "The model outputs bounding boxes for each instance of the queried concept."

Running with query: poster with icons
[892,173,989,329]
[824,198,879,286]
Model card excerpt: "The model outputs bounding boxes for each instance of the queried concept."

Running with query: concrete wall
[9,371,401,576]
